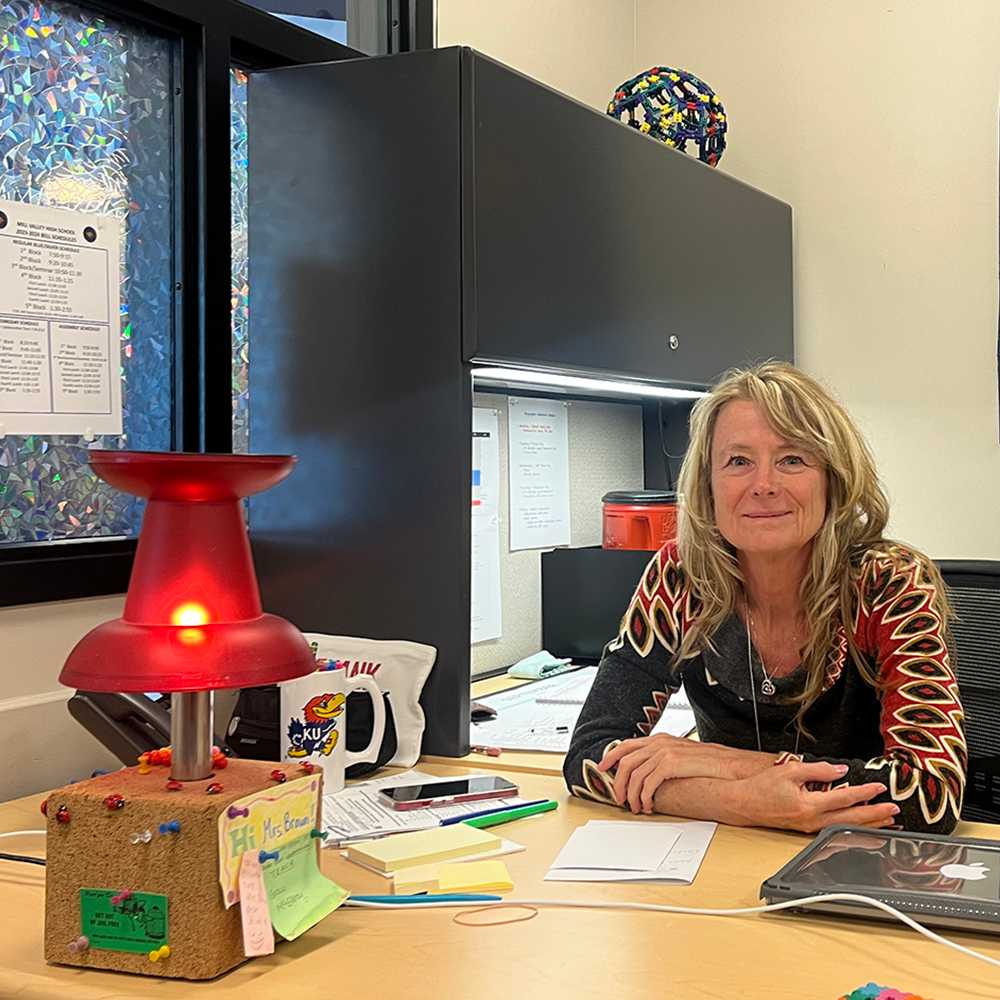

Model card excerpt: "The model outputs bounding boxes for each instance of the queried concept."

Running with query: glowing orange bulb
[172,603,208,627]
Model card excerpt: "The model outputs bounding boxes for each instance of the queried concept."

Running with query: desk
[2,765,999,1000]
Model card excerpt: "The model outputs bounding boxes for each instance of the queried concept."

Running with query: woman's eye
[727,455,750,467]
[781,455,805,466]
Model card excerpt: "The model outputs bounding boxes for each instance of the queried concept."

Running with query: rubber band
[453,904,539,927]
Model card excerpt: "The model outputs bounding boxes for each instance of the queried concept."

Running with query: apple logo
[939,861,991,881]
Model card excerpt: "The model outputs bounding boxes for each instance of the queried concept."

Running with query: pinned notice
[0,199,122,436]
[259,832,349,940]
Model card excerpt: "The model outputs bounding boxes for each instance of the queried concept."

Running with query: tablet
[760,824,1000,934]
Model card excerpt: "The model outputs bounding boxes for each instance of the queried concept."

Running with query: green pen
[462,799,559,828]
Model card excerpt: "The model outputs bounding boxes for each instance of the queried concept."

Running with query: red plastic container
[602,490,678,550]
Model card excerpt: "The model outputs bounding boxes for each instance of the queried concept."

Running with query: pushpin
[159,820,181,835]
[129,829,153,844]
[149,945,171,962]
[259,850,280,863]
[67,936,90,954]
[206,783,224,794]
[227,805,249,820]
[270,769,286,783]
[138,754,151,775]
[212,751,229,769]
[111,889,132,906]
[310,828,328,841]
[104,794,125,810]
[165,780,182,791]
[301,762,316,775]
[56,805,70,824]
[40,800,48,817]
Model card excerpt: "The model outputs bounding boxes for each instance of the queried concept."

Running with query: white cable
[345,892,1000,971]
[0,830,45,839]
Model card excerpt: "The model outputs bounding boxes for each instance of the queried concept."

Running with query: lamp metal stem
[170,691,214,781]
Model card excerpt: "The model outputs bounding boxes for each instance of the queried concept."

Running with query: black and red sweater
[564,540,966,833]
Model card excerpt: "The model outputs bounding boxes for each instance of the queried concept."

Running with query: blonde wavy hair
[675,361,948,728]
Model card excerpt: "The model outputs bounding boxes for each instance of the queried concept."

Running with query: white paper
[471,407,503,642]
[549,819,680,872]
[0,200,122,435]
[469,667,598,752]
[648,684,697,738]
[321,769,530,844]
[507,397,571,551]
[545,820,717,884]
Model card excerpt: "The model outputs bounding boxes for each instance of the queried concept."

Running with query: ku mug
[279,667,386,793]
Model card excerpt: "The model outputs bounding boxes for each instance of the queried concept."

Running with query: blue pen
[440,798,549,826]
[348,894,502,904]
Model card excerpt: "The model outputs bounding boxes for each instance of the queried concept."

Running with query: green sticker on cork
[79,889,169,953]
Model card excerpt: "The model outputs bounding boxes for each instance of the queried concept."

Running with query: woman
[564,362,965,834]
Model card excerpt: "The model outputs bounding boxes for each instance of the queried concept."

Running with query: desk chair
[936,560,1000,823]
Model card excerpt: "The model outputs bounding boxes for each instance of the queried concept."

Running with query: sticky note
[260,832,349,940]
[238,851,275,957]
[436,860,513,894]
[78,889,169,953]
[346,824,501,872]
[392,864,442,895]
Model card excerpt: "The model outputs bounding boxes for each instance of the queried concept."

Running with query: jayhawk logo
[286,692,346,757]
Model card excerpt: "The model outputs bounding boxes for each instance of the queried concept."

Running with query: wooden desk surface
[2,765,999,1000]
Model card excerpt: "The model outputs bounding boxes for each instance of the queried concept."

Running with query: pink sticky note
[238,851,275,957]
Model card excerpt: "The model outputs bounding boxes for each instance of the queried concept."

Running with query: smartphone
[378,775,519,810]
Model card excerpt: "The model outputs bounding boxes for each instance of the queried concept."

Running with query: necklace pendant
[761,677,776,697]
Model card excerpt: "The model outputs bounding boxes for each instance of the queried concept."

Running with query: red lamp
[60,452,316,780]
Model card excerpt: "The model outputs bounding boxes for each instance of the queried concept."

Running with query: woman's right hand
[732,761,900,833]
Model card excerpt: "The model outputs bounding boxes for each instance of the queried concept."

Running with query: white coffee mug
[279,668,386,793]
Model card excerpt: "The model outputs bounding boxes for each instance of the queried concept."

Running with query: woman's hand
[729,761,900,833]
[599,734,774,814]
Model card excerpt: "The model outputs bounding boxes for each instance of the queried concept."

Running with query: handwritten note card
[260,832,349,940]
[217,773,320,908]
[238,852,275,957]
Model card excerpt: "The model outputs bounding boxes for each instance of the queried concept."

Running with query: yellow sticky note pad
[346,823,500,872]
[260,832,349,940]
[392,864,441,895]
[435,860,513,894]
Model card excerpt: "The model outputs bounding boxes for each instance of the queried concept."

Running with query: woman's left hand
[599,734,773,814]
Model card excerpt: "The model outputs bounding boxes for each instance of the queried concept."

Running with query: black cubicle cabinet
[246,47,793,757]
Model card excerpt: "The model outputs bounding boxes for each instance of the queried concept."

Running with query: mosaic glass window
[231,67,249,455]
[0,0,175,543]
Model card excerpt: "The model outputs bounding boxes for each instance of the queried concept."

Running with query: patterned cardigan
[563,540,966,833]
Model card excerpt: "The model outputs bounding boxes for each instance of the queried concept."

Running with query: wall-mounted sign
[0,199,122,436]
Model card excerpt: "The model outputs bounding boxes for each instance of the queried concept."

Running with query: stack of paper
[346,823,501,873]
[545,820,717,884]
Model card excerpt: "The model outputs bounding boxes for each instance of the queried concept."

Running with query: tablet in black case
[760,824,1000,934]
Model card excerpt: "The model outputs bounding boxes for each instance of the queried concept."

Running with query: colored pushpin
[165,780,182,791]
[56,806,70,824]
[301,762,316,774]
[67,936,90,954]
[159,820,181,835]
[259,850,280,863]
[104,794,125,810]
[111,889,132,906]
[138,754,151,774]
[270,769,286,783]
[212,752,229,769]
[310,828,328,841]
[129,829,153,844]
[149,945,171,962]
[40,800,48,817]
[206,783,224,794]
[227,805,250,820]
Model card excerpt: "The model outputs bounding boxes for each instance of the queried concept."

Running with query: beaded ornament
[607,66,726,166]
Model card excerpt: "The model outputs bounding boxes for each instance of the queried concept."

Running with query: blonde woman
[564,362,965,834]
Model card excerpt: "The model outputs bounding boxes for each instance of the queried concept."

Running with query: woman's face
[709,399,828,562]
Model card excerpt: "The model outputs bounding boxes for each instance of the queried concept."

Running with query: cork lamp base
[44,758,322,980]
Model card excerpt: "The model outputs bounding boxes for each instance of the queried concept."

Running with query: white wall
[442,0,1000,558]
[0,597,125,801]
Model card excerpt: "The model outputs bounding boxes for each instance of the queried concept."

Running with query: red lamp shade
[59,452,317,693]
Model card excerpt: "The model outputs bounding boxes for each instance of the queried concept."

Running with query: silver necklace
[743,598,801,756]
[744,602,779,696]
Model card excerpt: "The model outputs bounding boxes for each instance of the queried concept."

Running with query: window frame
[0,0,359,607]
